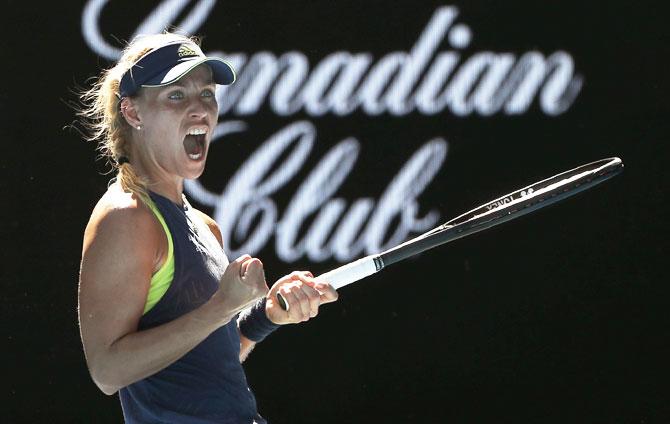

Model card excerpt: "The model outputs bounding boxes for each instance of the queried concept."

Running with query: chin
[183,160,207,180]
[185,168,206,180]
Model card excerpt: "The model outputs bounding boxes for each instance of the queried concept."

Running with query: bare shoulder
[192,208,223,248]
[82,185,167,276]
[84,185,161,250]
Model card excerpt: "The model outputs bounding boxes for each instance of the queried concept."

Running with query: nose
[187,98,209,120]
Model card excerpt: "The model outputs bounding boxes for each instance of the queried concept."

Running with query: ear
[120,97,142,129]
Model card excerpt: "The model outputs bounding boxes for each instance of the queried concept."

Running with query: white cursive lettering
[185,122,447,262]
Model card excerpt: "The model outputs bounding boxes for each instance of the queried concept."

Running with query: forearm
[88,300,235,395]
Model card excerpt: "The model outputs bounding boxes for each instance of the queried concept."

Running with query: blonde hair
[78,32,201,198]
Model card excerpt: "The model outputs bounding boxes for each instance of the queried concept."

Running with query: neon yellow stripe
[142,196,175,314]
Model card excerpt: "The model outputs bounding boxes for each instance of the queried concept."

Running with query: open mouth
[183,129,207,161]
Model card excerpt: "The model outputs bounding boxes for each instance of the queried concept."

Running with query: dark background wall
[3,0,668,422]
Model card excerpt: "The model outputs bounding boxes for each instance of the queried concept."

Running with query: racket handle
[276,256,381,311]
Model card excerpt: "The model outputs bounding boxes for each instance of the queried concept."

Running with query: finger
[225,254,250,277]
[289,271,318,287]
[241,258,264,282]
[279,287,303,322]
[307,281,339,304]
[280,282,309,321]
[272,271,316,312]
[234,254,252,263]
[288,271,310,282]
[298,284,321,317]
[228,255,251,280]
[290,284,312,321]
[289,273,321,316]
[240,260,250,277]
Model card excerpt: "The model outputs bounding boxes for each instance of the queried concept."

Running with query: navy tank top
[119,191,266,424]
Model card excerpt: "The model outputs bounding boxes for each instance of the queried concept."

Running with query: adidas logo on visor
[178,44,199,58]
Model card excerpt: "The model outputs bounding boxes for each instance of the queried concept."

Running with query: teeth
[187,128,207,135]
[188,152,203,160]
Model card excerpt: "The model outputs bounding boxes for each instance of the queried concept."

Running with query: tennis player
[77,33,338,423]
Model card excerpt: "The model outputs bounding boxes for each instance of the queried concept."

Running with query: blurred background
[3,0,668,422]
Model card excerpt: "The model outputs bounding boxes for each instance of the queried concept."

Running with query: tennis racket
[277,157,623,311]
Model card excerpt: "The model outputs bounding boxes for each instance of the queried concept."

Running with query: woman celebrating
[78,33,338,423]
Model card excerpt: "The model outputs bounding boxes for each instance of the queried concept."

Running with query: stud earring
[136,125,142,130]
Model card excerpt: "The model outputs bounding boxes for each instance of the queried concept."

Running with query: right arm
[78,200,266,395]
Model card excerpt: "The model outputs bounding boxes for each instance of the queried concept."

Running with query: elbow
[91,371,121,396]
[96,381,119,396]
[87,361,123,395]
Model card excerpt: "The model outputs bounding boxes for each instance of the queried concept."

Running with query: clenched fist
[212,255,269,320]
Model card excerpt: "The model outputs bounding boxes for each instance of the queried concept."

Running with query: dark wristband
[238,298,280,342]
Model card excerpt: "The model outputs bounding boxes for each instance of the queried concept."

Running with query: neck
[129,152,185,206]
[149,180,185,206]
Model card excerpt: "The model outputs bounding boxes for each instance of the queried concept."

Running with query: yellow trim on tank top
[142,195,175,314]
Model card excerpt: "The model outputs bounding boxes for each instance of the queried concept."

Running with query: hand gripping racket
[277,157,623,310]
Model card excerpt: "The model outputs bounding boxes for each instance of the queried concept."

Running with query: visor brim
[141,57,236,89]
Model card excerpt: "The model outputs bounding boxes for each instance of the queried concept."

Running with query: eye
[201,88,215,98]
[168,90,184,100]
